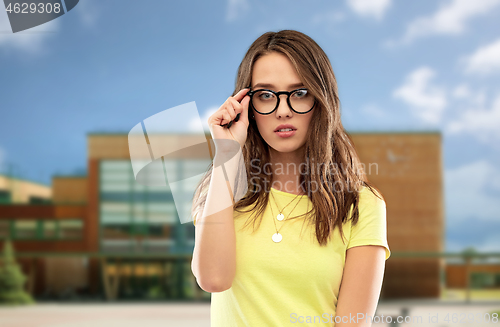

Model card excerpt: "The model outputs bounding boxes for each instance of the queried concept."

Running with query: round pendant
[272,232,282,243]
[277,213,284,221]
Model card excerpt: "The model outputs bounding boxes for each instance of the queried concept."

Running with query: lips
[274,124,297,132]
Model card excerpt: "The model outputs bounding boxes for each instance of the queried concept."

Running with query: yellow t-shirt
[194,185,390,326]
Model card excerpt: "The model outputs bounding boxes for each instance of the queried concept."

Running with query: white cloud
[447,92,500,143]
[445,160,500,224]
[188,106,218,133]
[346,0,392,20]
[0,3,61,54]
[392,66,447,124]
[390,0,500,46]
[452,83,471,99]
[462,38,500,76]
[226,0,250,23]
[451,83,486,105]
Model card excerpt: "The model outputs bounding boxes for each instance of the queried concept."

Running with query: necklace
[269,188,303,243]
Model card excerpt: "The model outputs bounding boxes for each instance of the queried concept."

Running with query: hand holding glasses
[209,88,251,151]
[221,88,316,128]
[220,87,316,129]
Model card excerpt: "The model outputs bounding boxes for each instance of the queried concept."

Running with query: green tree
[0,239,35,305]
[462,246,477,256]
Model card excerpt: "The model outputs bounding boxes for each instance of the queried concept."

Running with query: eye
[257,91,275,101]
[292,89,308,98]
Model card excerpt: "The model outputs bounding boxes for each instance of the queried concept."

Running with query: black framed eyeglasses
[246,87,316,115]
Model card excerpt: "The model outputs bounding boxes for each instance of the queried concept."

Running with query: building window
[59,220,83,240]
[43,220,58,239]
[29,196,51,204]
[0,219,83,240]
[0,190,11,204]
[0,220,9,239]
[99,159,211,253]
[471,272,500,289]
[14,220,37,239]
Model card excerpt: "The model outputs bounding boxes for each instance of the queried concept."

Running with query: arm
[191,150,241,293]
[334,245,386,327]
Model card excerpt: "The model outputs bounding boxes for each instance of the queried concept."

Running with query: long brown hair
[191,29,383,246]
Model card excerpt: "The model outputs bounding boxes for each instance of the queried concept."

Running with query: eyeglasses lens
[252,89,314,114]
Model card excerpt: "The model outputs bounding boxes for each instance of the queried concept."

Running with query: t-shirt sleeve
[346,187,391,260]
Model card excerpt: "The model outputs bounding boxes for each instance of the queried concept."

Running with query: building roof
[0,174,51,188]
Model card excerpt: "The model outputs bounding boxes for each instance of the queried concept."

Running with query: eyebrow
[252,82,305,89]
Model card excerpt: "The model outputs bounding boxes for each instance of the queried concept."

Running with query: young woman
[191,29,390,326]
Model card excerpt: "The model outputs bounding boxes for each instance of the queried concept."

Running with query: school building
[0,131,451,300]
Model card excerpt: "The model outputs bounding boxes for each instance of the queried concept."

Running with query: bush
[0,239,35,305]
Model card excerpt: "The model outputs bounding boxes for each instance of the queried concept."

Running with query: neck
[268,145,306,195]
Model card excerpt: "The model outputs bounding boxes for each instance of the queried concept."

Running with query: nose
[275,93,293,118]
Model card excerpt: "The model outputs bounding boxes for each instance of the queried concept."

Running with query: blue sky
[0,0,499,252]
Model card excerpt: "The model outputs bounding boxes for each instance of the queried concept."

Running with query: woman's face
[251,52,315,155]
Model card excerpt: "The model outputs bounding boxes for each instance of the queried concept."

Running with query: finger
[232,87,250,102]
[227,97,242,116]
[238,95,251,124]
[209,109,231,127]
[224,102,237,121]
[220,111,232,126]
[228,97,248,126]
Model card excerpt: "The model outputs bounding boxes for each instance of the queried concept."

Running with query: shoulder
[347,185,390,260]
[358,185,385,211]
[346,185,386,227]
